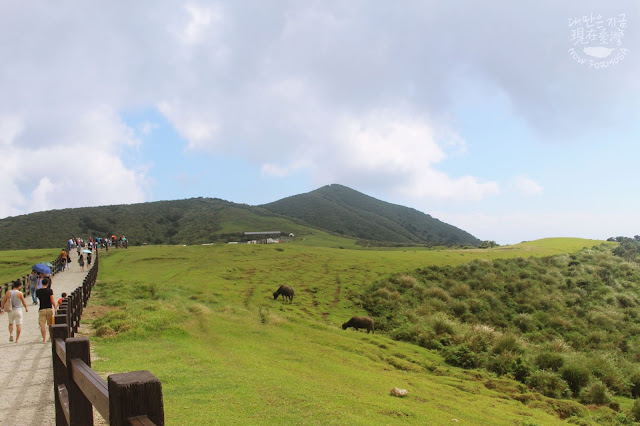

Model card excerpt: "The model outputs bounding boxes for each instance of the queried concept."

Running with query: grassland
[0,247,61,285]
[1,237,625,424]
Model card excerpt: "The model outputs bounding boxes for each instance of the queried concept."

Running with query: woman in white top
[1,280,29,342]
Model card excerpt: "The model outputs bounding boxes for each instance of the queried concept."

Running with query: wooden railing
[52,249,165,425]
[2,251,66,296]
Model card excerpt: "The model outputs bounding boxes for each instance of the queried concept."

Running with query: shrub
[430,315,456,336]
[492,334,524,355]
[513,357,532,383]
[630,399,640,422]
[450,301,468,318]
[561,363,590,396]
[424,287,451,302]
[442,344,483,369]
[450,283,472,298]
[391,323,419,343]
[527,370,571,399]
[535,352,565,371]
[487,352,517,377]
[629,371,640,398]
[514,314,536,333]
[579,381,612,405]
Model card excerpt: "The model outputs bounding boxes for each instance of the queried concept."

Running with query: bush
[535,352,564,371]
[487,352,517,377]
[430,315,456,336]
[579,381,612,405]
[527,370,571,399]
[629,371,640,398]
[514,314,536,333]
[561,363,590,396]
[630,399,640,422]
[442,344,483,369]
[492,334,523,355]
[513,357,532,383]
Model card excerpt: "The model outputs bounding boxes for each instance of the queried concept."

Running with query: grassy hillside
[57,237,635,424]
[362,242,640,403]
[0,184,482,250]
[262,184,481,246]
[0,198,321,250]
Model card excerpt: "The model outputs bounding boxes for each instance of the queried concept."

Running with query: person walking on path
[78,254,85,272]
[1,280,29,342]
[29,270,39,304]
[36,277,56,343]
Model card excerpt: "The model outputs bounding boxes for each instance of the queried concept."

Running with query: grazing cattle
[342,316,375,334]
[273,285,294,303]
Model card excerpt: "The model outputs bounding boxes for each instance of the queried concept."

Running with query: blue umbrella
[82,249,92,254]
[33,263,52,274]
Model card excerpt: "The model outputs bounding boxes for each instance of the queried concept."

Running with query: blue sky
[1,1,638,244]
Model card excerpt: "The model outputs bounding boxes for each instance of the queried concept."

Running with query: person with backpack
[1,280,29,342]
[29,270,39,304]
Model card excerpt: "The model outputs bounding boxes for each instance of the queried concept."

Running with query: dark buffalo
[342,316,375,334]
[273,285,294,303]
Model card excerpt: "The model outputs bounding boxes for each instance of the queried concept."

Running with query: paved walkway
[0,254,92,426]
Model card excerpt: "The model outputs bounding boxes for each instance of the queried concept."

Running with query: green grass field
[0,247,61,285]
[1,238,623,424]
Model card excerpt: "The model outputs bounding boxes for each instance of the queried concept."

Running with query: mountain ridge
[0,184,480,249]
[261,184,480,246]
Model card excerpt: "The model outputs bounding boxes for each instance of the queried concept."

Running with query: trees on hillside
[609,236,640,261]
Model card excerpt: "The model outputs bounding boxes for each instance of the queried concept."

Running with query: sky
[0,1,638,245]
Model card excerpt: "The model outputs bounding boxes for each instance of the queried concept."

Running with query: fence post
[108,371,164,426]
[66,337,94,425]
[52,324,69,426]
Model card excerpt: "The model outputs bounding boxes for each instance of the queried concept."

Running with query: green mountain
[261,184,480,246]
[0,184,480,249]
[0,198,314,250]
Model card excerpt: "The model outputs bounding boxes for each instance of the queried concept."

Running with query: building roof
[243,231,282,235]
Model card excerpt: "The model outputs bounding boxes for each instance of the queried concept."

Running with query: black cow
[273,285,294,303]
[342,316,375,334]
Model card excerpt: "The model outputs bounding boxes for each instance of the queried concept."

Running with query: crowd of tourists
[0,235,124,344]
[1,272,65,343]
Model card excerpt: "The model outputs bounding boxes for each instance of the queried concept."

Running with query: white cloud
[0,107,149,218]
[1,0,638,241]
[179,4,222,45]
[261,163,292,178]
[0,115,23,146]
[512,176,543,196]
[157,100,220,151]
[310,110,500,202]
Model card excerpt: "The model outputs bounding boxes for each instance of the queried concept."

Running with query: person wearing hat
[1,280,29,342]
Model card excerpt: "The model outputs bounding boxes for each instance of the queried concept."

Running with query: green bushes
[527,370,571,399]
[361,245,640,404]
[443,344,483,369]
[561,363,590,396]
[535,352,564,371]
[579,381,611,405]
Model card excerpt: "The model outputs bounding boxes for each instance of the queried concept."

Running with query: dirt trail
[0,253,92,426]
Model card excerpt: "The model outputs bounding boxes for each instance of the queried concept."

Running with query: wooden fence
[49,249,165,425]
[1,251,66,296]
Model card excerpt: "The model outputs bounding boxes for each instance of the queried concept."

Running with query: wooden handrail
[71,358,109,420]
[50,245,164,425]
